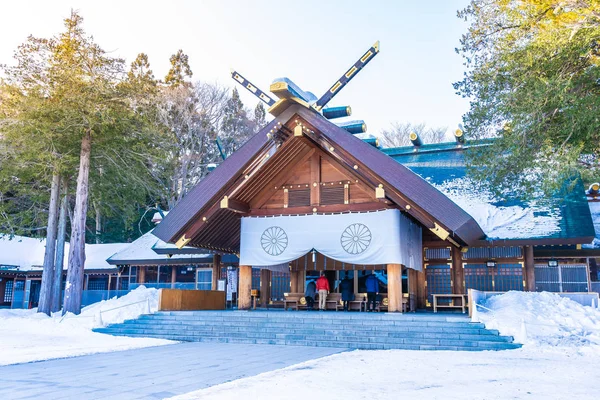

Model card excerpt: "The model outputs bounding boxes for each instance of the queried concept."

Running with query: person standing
[365,273,379,312]
[340,273,353,311]
[316,274,330,311]
[305,280,316,310]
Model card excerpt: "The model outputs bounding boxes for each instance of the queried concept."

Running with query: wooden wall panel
[284,159,311,185]
[349,185,375,204]
[158,289,226,311]
[321,158,348,182]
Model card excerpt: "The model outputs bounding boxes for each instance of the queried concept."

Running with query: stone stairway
[93,310,521,351]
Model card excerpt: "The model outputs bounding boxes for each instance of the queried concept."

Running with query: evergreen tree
[455,0,600,196]
[220,88,254,156]
[164,49,192,87]
[253,102,267,130]
[0,11,168,314]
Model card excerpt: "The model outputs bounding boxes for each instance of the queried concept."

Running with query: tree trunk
[51,178,68,313]
[37,171,61,315]
[94,201,102,244]
[63,130,92,315]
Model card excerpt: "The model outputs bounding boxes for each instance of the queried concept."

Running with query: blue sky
[1,0,471,138]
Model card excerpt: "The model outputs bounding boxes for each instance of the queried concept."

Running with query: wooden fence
[158,289,226,311]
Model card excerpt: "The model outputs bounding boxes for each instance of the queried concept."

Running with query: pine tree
[1,11,169,314]
[220,88,254,156]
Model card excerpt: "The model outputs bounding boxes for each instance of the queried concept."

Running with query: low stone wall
[158,289,226,311]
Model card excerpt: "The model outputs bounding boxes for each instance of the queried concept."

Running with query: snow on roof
[107,230,211,263]
[432,178,562,240]
[582,201,600,249]
[0,234,127,272]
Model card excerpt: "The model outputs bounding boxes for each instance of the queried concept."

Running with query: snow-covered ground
[170,292,600,400]
[0,286,174,366]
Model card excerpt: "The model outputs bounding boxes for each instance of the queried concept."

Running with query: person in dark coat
[340,273,353,311]
[365,273,379,311]
[305,280,316,310]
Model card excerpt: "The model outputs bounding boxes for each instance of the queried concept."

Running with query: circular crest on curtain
[261,226,288,256]
[340,223,372,254]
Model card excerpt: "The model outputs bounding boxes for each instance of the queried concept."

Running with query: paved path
[0,342,343,400]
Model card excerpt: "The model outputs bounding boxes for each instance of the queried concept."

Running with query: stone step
[94,311,520,352]
[119,320,497,335]
[109,323,508,340]
[94,326,511,344]
[133,316,486,329]
[154,311,472,321]
[93,330,521,351]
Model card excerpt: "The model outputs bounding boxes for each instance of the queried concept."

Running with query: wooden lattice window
[321,185,345,205]
[288,188,310,207]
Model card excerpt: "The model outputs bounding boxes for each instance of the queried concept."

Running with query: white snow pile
[474,291,600,349]
[0,286,174,366]
[432,177,562,239]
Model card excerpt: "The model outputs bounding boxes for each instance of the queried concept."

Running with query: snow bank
[0,287,174,366]
[432,178,562,239]
[475,291,600,349]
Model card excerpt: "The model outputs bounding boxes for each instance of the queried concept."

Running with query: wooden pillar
[408,268,418,311]
[297,270,306,293]
[387,263,403,312]
[212,254,221,290]
[260,269,271,307]
[238,265,252,310]
[417,268,426,309]
[138,267,146,284]
[107,274,112,295]
[452,247,464,294]
[524,245,535,291]
[290,270,298,293]
[84,274,89,290]
[171,266,177,289]
[310,153,320,206]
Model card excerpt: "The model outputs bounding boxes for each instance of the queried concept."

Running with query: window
[196,268,213,290]
[4,280,13,303]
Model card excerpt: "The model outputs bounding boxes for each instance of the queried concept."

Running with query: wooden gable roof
[153,105,485,253]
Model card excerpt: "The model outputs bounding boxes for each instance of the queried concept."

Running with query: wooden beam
[138,267,146,284]
[452,246,464,294]
[260,269,271,307]
[310,153,320,206]
[290,271,298,293]
[248,202,393,216]
[388,264,403,312]
[212,254,221,290]
[524,245,535,291]
[171,266,176,289]
[238,265,252,310]
[220,196,250,214]
[408,268,418,311]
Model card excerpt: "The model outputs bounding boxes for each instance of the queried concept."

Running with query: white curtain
[239,209,422,270]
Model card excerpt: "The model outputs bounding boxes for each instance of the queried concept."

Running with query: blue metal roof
[382,141,595,243]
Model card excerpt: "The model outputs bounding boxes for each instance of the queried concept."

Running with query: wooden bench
[283,293,307,311]
[324,293,342,311]
[348,293,367,311]
[375,294,409,312]
[432,294,467,313]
